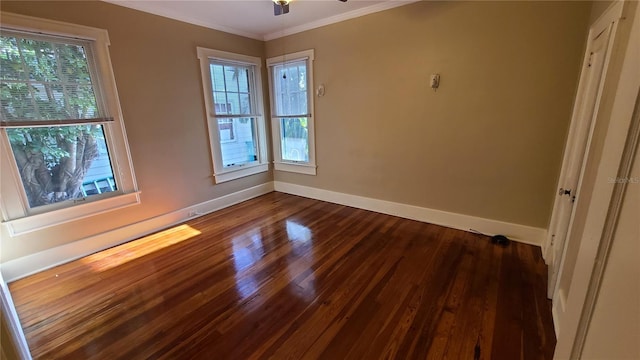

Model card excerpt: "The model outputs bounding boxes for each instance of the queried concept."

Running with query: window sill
[2,191,141,237]
[214,163,269,183]
[274,162,317,175]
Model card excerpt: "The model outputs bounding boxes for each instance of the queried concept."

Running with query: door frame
[543,0,624,297]
[0,269,32,359]
[553,1,640,358]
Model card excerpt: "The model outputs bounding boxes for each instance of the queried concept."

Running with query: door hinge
[588,52,593,67]
[559,188,572,196]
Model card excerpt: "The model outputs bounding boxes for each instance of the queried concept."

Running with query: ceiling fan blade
[274,2,289,16]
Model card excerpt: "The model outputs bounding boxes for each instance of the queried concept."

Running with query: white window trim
[0,13,140,236]
[197,47,268,183]
[267,49,317,176]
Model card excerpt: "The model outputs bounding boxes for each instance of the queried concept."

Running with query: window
[0,13,139,236]
[267,49,316,175]
[197,48,268,183]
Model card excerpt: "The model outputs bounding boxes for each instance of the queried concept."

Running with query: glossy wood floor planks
[9,192,556,359]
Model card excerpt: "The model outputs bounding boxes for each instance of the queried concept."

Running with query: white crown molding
[274,181,547,246]
[1,182,274,282]
[263,0,420,41]
[102,0,264,40]
[102,1,419,42]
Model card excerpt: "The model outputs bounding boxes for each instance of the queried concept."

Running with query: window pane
[0,36,27,81]
[6,124,117,208]
[224,65,239,92]
[273,60,308,116]
[238,68,249,93]
[210,62,253,116]
[239,93,251,114]
[297,65,307,91]
[58,43,92,83]
[210,64,226,92]
[20,39,59,82]
[281,117,309,162]
[286,66,299,91]
[65,84,99,118]
[217,117,258,167]
[0,82,37,119]
[296,92,307,115]
[227,92,240,114]
[0,33,100,122]
[213,91,228,114]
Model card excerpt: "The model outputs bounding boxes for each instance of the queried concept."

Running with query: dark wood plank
[8,192,556,359]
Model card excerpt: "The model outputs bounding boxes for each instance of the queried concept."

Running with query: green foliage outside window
[283,117,307,139]
[1,34,110,207]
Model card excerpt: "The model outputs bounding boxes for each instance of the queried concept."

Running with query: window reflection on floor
[286,220,311,245]
[232,228,264,299]
[230,221,317,302]
[285,220,316,301]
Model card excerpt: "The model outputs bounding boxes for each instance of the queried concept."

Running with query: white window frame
[197,47,268,183]
[267,49,317,175]
[0,13,140,236]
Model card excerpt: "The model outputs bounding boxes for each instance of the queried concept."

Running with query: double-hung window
[267,49,316,175]
[197,48,268,183]
[0,13,139,236]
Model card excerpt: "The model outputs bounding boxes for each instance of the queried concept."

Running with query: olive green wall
[266,1,592,228]
[0,1,271,261]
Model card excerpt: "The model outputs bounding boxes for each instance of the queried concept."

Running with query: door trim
[573,84,640,360]
[0,269,32,359]
[544,0,624,296]
[553,1,639,358]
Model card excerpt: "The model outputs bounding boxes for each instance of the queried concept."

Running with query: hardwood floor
[9,192,556,359]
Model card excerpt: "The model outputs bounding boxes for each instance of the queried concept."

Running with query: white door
[544,9,619,298]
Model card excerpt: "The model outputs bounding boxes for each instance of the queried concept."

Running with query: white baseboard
[274,181,547,247]
[1,182,274,282]
[2,180,547,282]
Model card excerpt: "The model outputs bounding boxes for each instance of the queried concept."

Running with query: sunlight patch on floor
[81,224,202,272]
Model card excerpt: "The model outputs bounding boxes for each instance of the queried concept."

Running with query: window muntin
[1,31,118,210]
[267,50,316,175]
[197,48,268,183]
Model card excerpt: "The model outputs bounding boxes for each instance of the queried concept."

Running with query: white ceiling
[104,0,417,41]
